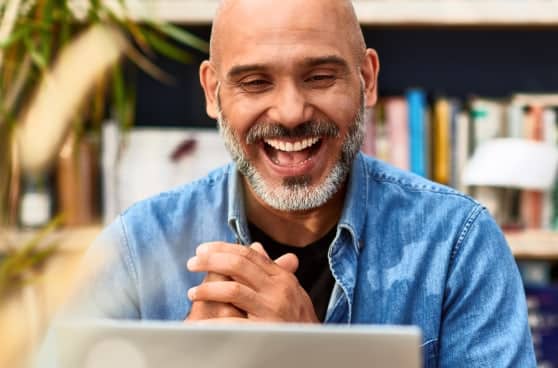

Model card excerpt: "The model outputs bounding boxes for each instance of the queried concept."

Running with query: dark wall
[134,26,558,127]
[368,28,558,97]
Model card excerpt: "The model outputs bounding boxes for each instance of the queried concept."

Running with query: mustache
[246,121,339,144]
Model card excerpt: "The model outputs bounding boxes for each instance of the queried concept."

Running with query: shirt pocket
[421,339,439,368]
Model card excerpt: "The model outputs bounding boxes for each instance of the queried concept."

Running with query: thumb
[275,253,299,273]
[250,242,298,273]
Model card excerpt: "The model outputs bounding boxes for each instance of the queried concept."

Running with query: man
[62,0,536,366]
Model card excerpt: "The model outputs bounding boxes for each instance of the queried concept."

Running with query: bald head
[209,0,366,68]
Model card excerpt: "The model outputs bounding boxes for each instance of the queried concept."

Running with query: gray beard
[217,89,365,212]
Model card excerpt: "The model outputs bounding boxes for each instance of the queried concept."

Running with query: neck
[243,178,346,247]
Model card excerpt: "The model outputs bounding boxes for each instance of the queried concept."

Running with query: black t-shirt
[248,223,336,322]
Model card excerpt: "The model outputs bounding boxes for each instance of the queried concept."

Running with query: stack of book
[362,90,558,232]
[526,286,558,367]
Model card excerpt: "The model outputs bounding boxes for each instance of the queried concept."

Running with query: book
[543,108,558,230]
[361,107,376,157]
[521,105,546,229]
[453,108,470,192]
[384,97,409,171]
[469,97,506,147]
[373,104,390,164]
[525,285,558,366]
[432,97,451,185]
[406,89,427,177]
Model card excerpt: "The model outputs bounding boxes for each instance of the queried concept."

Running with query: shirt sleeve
[61,215,141,319]
[35,217,140,368]
[439,208,537,367]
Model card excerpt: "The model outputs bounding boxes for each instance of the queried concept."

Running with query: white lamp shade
[463,138,558,190]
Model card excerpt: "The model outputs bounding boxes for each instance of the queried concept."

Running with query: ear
[199,60,220,119]
[360,49,380,107]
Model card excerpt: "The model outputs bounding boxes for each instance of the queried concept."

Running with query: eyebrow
[227,64,268,80]
[303,55,350,71]
[226,55,350,80]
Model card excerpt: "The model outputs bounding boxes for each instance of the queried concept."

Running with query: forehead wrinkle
[226,64,269,80]
[225,54,351,82]
[210,0,366,68]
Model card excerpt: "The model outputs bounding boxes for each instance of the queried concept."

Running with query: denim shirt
[71,153,536,367]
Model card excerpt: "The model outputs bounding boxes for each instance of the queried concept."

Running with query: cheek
[310,93,360,131]
[221,98,267,137]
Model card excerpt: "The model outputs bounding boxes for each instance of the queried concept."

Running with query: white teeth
[264,137,320,152]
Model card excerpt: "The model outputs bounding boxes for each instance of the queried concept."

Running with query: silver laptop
[55,319,421,368]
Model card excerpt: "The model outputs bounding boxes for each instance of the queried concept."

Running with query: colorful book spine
[361,107,376,157]
[374,103,390,164]
[453,110,470,193]
[470,98,505,147]
[525,286,558,366]
[543,108,558,230]
[385,97,409,171]
[406,89,427,177]
[432,98,451,185]
[521,105,544,229]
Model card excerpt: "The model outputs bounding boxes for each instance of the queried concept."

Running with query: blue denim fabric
[72,153,536,367]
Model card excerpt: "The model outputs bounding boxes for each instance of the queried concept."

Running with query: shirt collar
[226,152,369,251]
[227,165,251,245]
[337,152,369,254]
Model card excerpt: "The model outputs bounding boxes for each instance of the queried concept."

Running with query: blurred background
[1,0,558,367]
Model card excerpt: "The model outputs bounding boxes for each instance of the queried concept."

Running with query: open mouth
[262,137,323,167]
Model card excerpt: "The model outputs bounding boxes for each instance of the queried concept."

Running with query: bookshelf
[1,225,101,253]
[506,231,558,261]
[108,0,558,26]
[2,226,556,262]
[115,0,558,260]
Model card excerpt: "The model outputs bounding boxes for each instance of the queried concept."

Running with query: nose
[267,81,313,127]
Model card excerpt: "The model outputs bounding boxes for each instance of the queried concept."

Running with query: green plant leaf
[148,22,209,54]
[0,217,61,298]
[18,215,62,257]
[143,29,194,64]
[111,62,126,126]
[24,36,48,70]
[0,26,31,49]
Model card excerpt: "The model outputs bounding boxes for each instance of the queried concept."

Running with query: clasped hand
[185,242,318,323]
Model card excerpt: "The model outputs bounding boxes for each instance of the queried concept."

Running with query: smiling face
[200,0,379,212]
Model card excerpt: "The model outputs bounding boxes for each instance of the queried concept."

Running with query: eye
[238,79,272,93]
[305,74,336,88]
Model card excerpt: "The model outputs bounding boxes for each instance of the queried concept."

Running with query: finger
[187,253,270,290]
[188,281,266,317]
[186,300,245,320]
[186,318,254,324]
[251,242,297,273]
[196,242,279,274]
[274,253,299,273]
[250,242,270,258]
[204,271,231,282]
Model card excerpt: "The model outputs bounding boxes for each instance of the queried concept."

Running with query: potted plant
[0,0,208,226]
[0,1,208,365]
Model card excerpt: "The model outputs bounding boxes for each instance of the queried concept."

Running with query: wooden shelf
[2,225,557,261]
[107,0,558,26]
[506,230,558,261]
[0,225,102,253]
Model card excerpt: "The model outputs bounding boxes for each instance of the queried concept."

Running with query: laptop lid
[55,319,421,368]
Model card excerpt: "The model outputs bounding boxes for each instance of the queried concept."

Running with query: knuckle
[205,271,229,282]
[277,273,297,291]
[217,305,243,318]
[278,284,292,300]
[228,282,243,298]
[228,255,246,271]
[238,245,252,258]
